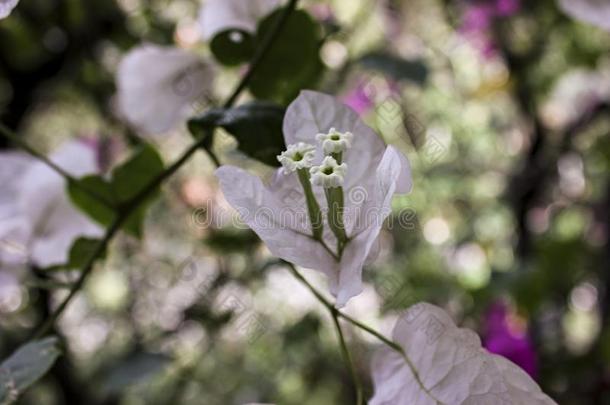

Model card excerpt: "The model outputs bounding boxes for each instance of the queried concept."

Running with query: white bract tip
[277,142,316,172]
[310,156,347,188]
[316,127,353,154]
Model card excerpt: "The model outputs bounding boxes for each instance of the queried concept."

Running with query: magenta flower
[483,302,538,378]
[461,0,521,58]
[342,84,375,116]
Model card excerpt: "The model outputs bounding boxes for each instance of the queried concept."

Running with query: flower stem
[297,168,323,240]
[331,309,364,405]
[324,187,347,253]
[282,261,443,404]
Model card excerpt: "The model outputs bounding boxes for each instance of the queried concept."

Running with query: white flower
[0,0,19,19]
[558,0,610,31]
[277,142,316,172]
[0,141,104,269]
[310,156,347,188]
[198,0,280,41]
[316,128,353,155]
[370,303,558,405]
[216,91,412,307]
[116,44,215,136]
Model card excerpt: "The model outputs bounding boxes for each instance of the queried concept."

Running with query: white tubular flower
[216,91,413,307]
[309,156,347,188]
[370,303,557,405]
[277,142,316,172]
[0,0,19,19]
[316,128,353,155]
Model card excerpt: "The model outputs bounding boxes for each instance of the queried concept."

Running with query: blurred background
[1,0,609,404]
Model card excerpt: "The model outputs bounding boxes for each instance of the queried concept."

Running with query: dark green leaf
[0,337,61,404]
[188,102,286,167]
[359,52,429,85]
[210,30,255,66]
[68,144,165,238]
[66,237,105,269]
[67,175,116,227]
[187,108,225,150]
[248,9,325,104]
[218,101,286,166]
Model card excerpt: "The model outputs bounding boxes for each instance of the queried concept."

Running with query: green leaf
[210,30,255,66]
[100,351,171,395]
[359,52,429,85]
[0,337,61,404]
[68,175,116,228]
[248,9,325,104]
[66,237,105,269]
[187,108,224,150]
[218,101,286,166]
[68,144,165,238]
[188,102,286,167]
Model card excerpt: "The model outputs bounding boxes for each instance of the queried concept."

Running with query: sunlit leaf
[0,337,61,404]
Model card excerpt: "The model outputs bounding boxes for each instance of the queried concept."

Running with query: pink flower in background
[483,301,538,378]
[496,0,520,16]
[342,84,375,116]
[461,0,521,58]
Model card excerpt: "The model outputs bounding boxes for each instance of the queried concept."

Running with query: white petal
[336,146,407,307]
[116,44,214,135]
[216,165,337,282]
[0,0,19,19]
[394,145,413,194]
[370,303,558,405]
[283,90,386,191]
[0,216,31,268]
[198,0,279,40]
[0,152,31,220]
[17,141,104,267]
[558,0,610,31]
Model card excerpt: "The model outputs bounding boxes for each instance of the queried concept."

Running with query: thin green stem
[331,309,364,405]
[283,261,443,404]
[32,0,302,338]
[33,215,123,338]
[297,168,323,240]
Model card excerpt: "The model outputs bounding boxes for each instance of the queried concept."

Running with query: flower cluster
[217,90,413,307]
